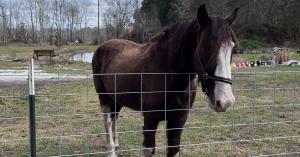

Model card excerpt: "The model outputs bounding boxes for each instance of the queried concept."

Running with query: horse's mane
[149,19,198,43]
[147,16,238,70]
[146,19,199,71]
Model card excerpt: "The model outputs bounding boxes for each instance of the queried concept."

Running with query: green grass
[235,53,274,61]
[1,71,300,156]
[0,43,97,60]
[0,43,97,69]
[292,52,300,60]
[61,44,98,53]
[0,61,28,69]
[0,43,42,57]
[236,49,300,62]
[37,61,92,74]
[233,66,300,72]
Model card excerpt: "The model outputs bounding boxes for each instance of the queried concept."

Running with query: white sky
[86,0,142,28]
[1,0,142,28]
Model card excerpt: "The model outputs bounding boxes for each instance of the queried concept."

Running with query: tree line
[0,0,96,45]
[140,0,300,45]
[0,0,141,45]
[1,0,299,46]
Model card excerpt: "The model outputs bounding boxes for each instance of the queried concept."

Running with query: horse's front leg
[166,110,189,157]
[102,105,117,157]
[142,113,160,157]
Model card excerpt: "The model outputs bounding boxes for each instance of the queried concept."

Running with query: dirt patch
[0,55,18,62]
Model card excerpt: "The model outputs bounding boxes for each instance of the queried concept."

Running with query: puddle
[70,52,93,63]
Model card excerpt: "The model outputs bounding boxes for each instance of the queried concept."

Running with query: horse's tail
[92,46,102,75]
[92,46,106,95]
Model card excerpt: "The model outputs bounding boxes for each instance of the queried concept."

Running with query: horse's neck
[143,20,198,74]
[167,37,197,73]
[141,34,197,91]
[144,40,196,74]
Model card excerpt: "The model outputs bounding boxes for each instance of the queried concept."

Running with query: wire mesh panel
[0,70,30,156]
[0,71,299,156]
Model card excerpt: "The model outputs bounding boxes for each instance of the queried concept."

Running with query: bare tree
[36,0,47,42]
[0,2,8,43]
[104,0,137,38]
[26,0,36,42]
[67,2,79,41]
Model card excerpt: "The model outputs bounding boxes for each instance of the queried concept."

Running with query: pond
[70,52,93,63]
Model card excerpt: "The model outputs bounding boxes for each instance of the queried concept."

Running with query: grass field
[237,52,300,62]
[0,43,300,156]
[0,43,98,57]
[0,70,299,157]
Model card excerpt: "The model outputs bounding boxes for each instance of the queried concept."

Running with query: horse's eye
[231,42,235,47]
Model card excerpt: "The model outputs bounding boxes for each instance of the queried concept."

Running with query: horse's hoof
[142,148,154,157]
[115,145,120,150]
[174,152,180,157]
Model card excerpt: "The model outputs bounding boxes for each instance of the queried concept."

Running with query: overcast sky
[85,0,142,28]
[0,0,142,28]
[86,1,103,28]
[67,0,108,28]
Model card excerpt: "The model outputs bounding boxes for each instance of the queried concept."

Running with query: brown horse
[92,4,239,157]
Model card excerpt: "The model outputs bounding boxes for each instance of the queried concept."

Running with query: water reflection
[70,52,93,63]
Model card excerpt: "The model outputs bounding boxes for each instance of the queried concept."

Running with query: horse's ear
[197,4,209,26]
[226,8,239,26]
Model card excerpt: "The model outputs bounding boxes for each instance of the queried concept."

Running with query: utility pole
[135,0,139,42]
[97,0,100,44]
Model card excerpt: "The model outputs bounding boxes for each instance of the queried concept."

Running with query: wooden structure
[33,49,56,62]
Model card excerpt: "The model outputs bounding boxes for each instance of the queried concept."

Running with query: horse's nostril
[216,101,226,112]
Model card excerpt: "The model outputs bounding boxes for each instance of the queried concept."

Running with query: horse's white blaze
[214,41,235,109]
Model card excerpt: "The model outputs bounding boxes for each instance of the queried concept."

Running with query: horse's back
[92,39,143,74]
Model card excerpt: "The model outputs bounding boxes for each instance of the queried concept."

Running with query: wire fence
[0,70,299,156]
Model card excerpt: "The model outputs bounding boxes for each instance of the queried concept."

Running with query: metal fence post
[28,58,36,157]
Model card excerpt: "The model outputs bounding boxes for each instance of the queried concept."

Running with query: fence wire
[0,71,299,156]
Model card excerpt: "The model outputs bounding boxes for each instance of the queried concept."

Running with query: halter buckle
[203,73,208,80]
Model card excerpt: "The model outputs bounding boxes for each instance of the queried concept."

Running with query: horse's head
[193,4,239,112]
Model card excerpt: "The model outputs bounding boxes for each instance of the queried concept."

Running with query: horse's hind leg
[111,108,120,149]
[94,79,120,156]
[102,104,117,157]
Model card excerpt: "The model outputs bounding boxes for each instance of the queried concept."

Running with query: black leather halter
[205,73,232,85]
[200,72,233,94]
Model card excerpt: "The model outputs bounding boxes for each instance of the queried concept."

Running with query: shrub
[240,39,265,50]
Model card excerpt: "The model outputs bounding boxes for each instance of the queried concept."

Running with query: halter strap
[201,73,233,94]
[206,75,232,85]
